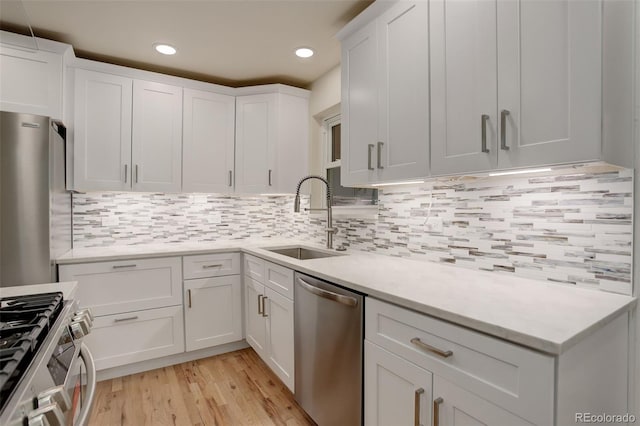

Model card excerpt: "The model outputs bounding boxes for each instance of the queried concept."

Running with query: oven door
[66,344,97,426]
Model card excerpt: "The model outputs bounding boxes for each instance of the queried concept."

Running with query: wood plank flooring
[88,348,316,426]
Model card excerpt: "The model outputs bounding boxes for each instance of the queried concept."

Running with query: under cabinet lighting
[370,180,424,187]
[154,43,177,55]
[489,168,552,177]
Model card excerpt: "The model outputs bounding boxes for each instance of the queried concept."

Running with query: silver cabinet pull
[112,264,136,269]
[481,114,490,153]
[367,144,375,170]
[414,388,424,426]
[268,169,272,186]
[228,170,233,186]
[135,164,139,183]
[410,337,453,358]
[114,316,139,323]
[187,289,192,308]
[202,264,223,269]
[500,109,510,150]
[377,142,384,169]
[258,294,263,315]
[261,296,268,317]
[124,164,128,183]
[433,397,444,426]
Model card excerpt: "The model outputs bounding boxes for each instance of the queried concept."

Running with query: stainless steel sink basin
[264,246,345,260]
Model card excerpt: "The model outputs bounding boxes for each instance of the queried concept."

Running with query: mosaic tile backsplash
[72,166,634,295]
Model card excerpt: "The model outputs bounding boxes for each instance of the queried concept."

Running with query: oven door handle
[76,343,97,426]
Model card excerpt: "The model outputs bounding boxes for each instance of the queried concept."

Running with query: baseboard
[96,340,250,381]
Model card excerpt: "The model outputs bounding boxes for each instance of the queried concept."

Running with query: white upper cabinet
[235,94,277,194]
[132,80,183,192]
[73,69,132,191]
[182,89,236,193]
[431,0,602,175]
[340,1,429,186]
[235,89,309,194]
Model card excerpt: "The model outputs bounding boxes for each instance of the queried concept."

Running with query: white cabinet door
[0,44,63,119]
[496,0,601,169]
[73,69,132,191]
[235,94,277,193]
[433,375,533,426]
[85,305,185,371]
[377,1,430,182]
[341,20,379,186]
[364,341,433,426]
[244,276,267,358]
[184,276,242,351]
[430,0,498,175]
[132,80,182,192]
[182,88,236,193]
[264,287,294,391]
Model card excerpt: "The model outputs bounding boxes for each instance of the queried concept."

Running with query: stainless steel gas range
[0,291,96,426]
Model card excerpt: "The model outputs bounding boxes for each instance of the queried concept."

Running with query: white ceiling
[0,0,372,88]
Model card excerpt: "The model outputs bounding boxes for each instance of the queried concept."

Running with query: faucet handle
[326,227,339,235]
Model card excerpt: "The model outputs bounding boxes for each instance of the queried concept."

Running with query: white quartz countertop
[56,241,636,355]
[1,281,78,300]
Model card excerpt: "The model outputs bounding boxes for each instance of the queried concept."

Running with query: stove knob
[70,322,86,339]
[73,311,93,328]
[76,308,94,322]
[70,316,90,336]
[38,386,71,411]
[28,402,65,426]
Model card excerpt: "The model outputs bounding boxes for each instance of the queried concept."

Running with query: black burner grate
[0,292,64,413]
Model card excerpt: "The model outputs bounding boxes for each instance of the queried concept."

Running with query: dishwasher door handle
[297,277,358,307]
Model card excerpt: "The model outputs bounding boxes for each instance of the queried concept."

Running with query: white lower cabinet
[84,305,185,371]
[365,341,433,426]
[243,255,295,391]
[184,275,242,351]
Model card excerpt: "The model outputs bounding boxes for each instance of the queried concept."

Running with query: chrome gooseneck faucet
[294,175,337,249]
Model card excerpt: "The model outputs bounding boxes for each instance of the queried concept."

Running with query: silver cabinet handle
[135,164,139,183]
[297,277,358,307]
[367,144,375,170]
[202,264,223,269]
[500,109,510,150]
[261,296,268,317]
[228,170,233,186]
[268,169,272,186]
[258,294,263,315]
[410,337,453,358]
[114,316,139,322]
[124,164,128,183]
[481,114,490,153]
[414,388,424,426]
[377,142,384,169]
[112,264,136,269]
[433,397,444,426]
[187,289,192,308]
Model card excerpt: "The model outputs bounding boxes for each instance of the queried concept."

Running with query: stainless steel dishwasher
[294,272,364,425]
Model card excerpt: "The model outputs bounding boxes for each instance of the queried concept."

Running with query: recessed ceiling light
[295,47,314,58]
[154,43,177,55]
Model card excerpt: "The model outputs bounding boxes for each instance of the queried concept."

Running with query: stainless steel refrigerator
[0,111,71,287]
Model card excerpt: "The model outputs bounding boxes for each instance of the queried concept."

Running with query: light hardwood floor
[88,348,316,426]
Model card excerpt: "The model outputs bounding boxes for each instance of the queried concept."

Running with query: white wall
[307,65,341,208]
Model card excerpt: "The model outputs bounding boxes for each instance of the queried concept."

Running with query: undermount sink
[263,246,345,260]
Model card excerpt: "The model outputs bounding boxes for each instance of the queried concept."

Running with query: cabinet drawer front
[184,276,243,351]
[183,252,240,279]
[59,257,182,316]
[244,254,265,282]
[365,298,554,426]
[84,305,185,371]
[264,261,294,298]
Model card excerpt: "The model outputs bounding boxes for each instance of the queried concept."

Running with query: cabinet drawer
[244,254,265,282]
[84,305,185,371]
[59,257,182,316]
[365,298,554,426]
[183,252,240,279]
[265,261,294,299]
